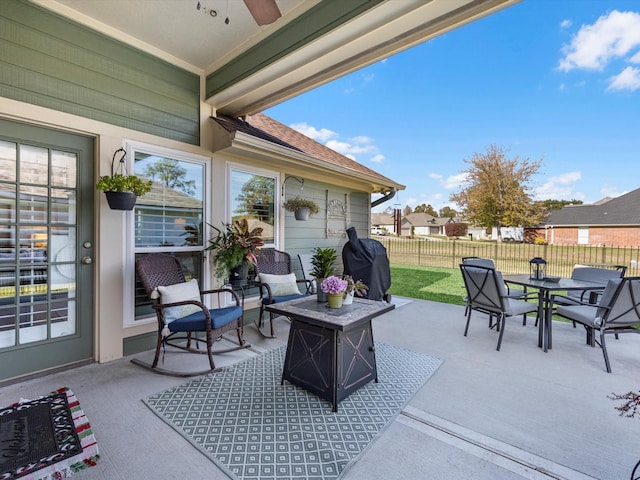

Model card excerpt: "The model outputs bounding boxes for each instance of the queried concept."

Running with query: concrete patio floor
[2,298,638,479]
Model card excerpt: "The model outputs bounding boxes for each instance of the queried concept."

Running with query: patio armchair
[554,276,640,373]
[461,257,533,326]
[254,248,312,337]
[460,263,538,351]
[133,253,249,377]
[297,253,316,293]
[553,264,626,307]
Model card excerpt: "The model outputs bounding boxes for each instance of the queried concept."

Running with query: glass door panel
[0,120,93,380]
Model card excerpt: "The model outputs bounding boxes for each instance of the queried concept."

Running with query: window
[127,142,209,323]
[577,227,589,245]
[229,167,277,247]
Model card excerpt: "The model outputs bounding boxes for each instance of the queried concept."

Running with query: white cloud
[289,122,384,163]
[534,171,582,200]
[441,172,469,190]
[428,173,443,180]
[631,51,640,63]
[607,66,640,91]
[560,19,572,29]
[289,122,337,142]
[600,185,627,198]
[558,10,640,72]
[325,139,377,156]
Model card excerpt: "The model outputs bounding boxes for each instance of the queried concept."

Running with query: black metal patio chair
[555,276,640,373]
[460,263,538,351]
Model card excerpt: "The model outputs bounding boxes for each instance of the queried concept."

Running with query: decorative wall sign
[326,193,348,237]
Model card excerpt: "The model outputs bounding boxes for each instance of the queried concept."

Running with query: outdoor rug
[0,387,99,480]
[143,343,442,480]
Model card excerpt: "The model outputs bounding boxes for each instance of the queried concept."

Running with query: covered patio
[3,299,637,480]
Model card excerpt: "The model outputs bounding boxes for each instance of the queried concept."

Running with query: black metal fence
[377,237,640,277]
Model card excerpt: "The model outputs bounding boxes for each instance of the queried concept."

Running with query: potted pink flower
[321,276,348,308]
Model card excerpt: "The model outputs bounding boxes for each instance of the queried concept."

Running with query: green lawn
[388,264,466,306]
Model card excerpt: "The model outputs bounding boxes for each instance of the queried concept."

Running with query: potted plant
[310,247,337,302]
[283,197,320,221]
[342,275,368,305]
[206,218,264,284]
[96,173,152,210]
[320,275,348,308]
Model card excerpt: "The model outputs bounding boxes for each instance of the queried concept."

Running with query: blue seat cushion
[262,293,308,305]
[169,305,242,332]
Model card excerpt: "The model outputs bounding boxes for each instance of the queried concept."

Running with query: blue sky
[265,0,640,213]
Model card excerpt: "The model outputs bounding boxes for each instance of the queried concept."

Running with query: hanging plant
[96,148,152,210]
[283,197,320,221]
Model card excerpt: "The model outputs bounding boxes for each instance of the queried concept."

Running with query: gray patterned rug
[143,343,442,480]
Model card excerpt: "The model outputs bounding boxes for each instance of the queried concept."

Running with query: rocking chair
[133,253,250,376]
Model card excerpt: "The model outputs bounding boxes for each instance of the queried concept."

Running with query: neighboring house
[401,213,438,236]
[0,0,519,381]
[530,188,640,246]
[371,212,396,234]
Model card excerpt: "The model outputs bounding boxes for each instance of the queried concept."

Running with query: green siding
[206,0,384,99]
[284,180,370,277]
[1,1,200,145]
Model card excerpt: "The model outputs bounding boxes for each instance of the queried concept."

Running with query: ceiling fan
[243,0,282,26]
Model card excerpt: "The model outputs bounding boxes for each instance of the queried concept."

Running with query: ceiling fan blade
[243,0,282,26]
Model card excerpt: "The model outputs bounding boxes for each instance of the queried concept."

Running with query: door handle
[81,256,93,265]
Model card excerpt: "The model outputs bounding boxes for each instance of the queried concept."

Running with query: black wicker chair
[254,248,311,338]
[133,253,249,376]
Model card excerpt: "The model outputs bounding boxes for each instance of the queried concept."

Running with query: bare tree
[449,144,543,241]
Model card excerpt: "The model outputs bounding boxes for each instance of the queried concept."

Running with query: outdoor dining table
[501,274,607,352]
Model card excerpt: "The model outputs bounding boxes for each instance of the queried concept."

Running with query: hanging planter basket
[105,191,137,211]
[294,207,310,221]
[97,148,152,211]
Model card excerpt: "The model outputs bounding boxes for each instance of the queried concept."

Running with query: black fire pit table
[265,295,395,412]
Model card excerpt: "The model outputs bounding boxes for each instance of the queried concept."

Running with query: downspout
[371,188,396,208]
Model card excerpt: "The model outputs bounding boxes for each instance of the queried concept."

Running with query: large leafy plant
[206,219,264,279]
[310,247,337,279]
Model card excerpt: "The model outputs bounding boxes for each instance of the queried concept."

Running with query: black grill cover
[342,227,391,301]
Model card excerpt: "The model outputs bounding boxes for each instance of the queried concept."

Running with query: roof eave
[220,130,404,194]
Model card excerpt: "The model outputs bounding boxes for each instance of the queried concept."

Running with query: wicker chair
[254,248,311,337]
[133,253,249,376]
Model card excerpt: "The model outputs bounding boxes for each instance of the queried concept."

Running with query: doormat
[144,343,442,480]
[0,387,99,480]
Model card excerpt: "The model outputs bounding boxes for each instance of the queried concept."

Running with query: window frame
[124,141,210,328]
[226,163,280,249]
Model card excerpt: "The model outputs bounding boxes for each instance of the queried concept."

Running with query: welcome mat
[0,387,99,480]
[144,343,442,480]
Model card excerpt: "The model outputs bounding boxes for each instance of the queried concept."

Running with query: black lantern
[529,257,547,280]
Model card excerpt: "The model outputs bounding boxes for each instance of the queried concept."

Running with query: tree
[144,159,196,196]
[439,206,458,218]
[449,144,544,241]
[403,205,412,216]
[537,199,583,212]
[413,203,438,216]
[234,176,275,222]
[444,222,468,238]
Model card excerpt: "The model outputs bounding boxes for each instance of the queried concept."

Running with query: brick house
[530,188,640,247]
